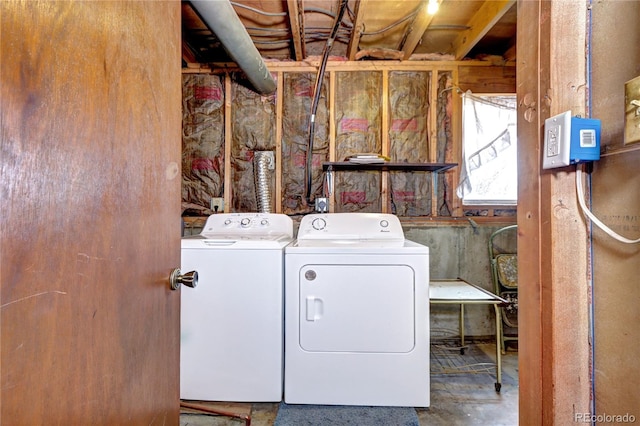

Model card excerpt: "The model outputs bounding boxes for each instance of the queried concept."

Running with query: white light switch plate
[543,111,572,169]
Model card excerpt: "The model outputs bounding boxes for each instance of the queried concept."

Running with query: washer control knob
[240,217,251,227]
[380,219,389,228]
[261,219,269,226]
[312,218,326,230]
[224,219,232,225]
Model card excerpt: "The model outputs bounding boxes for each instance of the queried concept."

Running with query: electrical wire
[252,40,291,47]
[304,7,354,28]
[576,167,640,244]
[230,1,287,17]
[244,27,290,34]
[361,7,419,36]
[304,0,348,206]
[428,25,471,31]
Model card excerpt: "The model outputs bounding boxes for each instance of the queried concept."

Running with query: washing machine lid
[182,213,293,249]
[182,233,292,249]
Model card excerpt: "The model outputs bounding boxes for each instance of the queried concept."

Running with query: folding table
[429,278,510,392]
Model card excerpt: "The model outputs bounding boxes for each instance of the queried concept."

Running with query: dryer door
[299,264,415,353]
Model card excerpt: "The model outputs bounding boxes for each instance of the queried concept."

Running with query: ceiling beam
[400,0,439,60]
[287,0,306,60]
[347,0,369,61]
[182,41,199,66]
[503,42,516,62]
[452,0,516,60]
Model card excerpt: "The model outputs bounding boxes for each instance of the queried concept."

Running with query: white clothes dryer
[284,213,430,407]
[180,213,293,402]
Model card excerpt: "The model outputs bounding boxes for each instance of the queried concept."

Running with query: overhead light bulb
[427,0,439,15]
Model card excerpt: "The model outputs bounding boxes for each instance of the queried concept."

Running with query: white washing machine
[180,213,293,402]
[284,213,430,407]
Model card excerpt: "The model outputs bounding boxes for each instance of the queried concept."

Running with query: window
[457,93,517,205]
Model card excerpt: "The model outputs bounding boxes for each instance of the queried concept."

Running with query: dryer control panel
[298,213,404,240]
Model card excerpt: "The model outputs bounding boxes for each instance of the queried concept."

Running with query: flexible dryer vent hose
[254,151,274,213]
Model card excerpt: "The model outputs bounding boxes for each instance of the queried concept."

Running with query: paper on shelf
[345,153,389,164]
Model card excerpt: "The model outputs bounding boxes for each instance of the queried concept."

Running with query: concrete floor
[180,341,518,426]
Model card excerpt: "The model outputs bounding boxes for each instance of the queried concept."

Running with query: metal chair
[489,225,518,354]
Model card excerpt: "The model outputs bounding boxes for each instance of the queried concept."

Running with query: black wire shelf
[322,162,457,172]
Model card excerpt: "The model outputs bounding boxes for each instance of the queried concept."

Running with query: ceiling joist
[452,0,516,60]
[347,0,369,61]
[181,0,517,66]
[287,0,306,61]
[400,0,440,60]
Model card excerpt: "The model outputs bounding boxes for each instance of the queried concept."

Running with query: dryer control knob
[312,218,326,230]
[240,217,251,227]
[380,220,389,228]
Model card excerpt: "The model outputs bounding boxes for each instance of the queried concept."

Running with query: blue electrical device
[543,111,601,169]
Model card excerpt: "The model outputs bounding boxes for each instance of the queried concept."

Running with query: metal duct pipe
[191,0,276,95]
[254,151,274,213]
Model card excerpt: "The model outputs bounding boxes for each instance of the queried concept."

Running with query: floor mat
[274,403,420,426]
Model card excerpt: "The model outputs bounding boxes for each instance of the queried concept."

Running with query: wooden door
[1,2,182,424]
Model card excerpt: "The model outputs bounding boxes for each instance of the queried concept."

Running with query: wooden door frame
[517,1,592,423]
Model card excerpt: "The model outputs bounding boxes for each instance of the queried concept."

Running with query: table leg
[459,304,465,346]
[494,304,502,392]
[459,304,465,354]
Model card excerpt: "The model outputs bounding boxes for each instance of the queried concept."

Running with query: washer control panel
[298,213,404,240]
[201,213,293,237]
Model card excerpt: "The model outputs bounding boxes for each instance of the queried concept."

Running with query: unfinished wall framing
[182,74,225,215]
[182,61,515,218]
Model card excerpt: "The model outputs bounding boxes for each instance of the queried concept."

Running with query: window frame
[458,92,518,208]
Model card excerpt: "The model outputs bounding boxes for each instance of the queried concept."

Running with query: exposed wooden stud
[224,74,233,212]
[430,70,439,216]
[399,1,438,60]
[329,70,336,212]
[516,2,545,419]
[347,0,369,61]
[381,69,390,213]
[275,72,284,213]
[547,2,590,423]
[518,1,591,424]
[286,0,306,60]
[452,0,516,60]
[329,71,337,163]
[429,70,438,163]
[449,67,462,217]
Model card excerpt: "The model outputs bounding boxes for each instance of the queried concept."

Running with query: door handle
[305,296,323,321]
[170,268,198,291]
